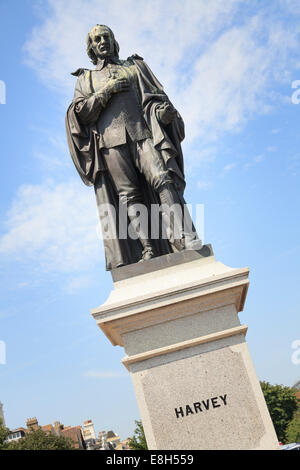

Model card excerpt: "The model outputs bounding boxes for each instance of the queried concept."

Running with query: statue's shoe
[172,235,203,252]
[184,238,203,251]
[139,247,155,262]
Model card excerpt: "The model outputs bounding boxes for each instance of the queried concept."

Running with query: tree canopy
[0,420,75,451]
[128,420,148,450]
[7,428,75,450]
[0,419,10,450]
[260,381,299,443]
[286,406,300,443]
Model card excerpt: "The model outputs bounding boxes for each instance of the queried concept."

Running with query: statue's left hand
[156,102,177,125]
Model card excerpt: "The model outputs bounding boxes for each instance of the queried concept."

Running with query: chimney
[54,421,64,435]
[26,417,39,431]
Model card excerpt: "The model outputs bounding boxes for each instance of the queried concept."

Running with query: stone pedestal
[92,247,279,450]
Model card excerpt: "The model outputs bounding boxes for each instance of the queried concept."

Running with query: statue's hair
[86,24,120,65]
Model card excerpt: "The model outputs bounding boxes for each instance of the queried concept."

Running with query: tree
[128,420,148,450]
[260,381,299,443]
[286,406,300,443]
[0,419,10,450]
[6,428,75,450]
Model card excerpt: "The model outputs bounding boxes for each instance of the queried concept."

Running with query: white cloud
[244,153,264,170]
[184,146,217,174]
[23,0,300,146]
[180,16,300,140]
[24,0,243,96]
[31,127,71,172]
[223,162,237,172]
[0,180,102,272]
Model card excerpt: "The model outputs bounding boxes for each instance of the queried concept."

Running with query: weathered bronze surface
[66,25,201,270]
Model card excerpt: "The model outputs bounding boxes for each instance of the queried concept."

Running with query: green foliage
[0,419,10,450]
[5,428,75,451]
[261,381,299,443]
[128,420,148,450]
[286,406,300,443]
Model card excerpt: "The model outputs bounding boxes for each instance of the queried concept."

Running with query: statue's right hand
[104,77,130,95]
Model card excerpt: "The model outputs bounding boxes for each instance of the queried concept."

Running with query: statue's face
[90,26,114,60]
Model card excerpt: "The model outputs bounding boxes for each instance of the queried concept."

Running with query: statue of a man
[66,24,201,270]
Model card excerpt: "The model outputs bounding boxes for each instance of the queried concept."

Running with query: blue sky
[0,0,299,440]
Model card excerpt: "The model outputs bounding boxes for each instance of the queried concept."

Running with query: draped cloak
[66,55,188,270]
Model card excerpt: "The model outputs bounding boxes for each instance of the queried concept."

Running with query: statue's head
[86,25,119,65]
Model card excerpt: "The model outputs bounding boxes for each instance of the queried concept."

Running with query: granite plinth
[92,250,279,450]
[110,244,213,282]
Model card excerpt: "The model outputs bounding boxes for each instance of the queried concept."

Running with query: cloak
[66,56,188,270]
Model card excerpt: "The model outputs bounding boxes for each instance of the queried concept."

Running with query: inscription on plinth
[175,394,228,418]
[131,342,271,450]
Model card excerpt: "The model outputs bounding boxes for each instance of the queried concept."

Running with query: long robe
[66,55,188,270]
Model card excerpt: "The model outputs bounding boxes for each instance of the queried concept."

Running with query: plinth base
[92,248,279,450]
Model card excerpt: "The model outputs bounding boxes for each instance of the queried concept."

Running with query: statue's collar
[95,56,120,71]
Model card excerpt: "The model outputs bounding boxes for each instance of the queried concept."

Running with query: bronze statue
[66,24,201,270]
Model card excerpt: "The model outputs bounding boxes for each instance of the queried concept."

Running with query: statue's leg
[101,144,155,261]
[159,183,203,251]
[134,139,201,251]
